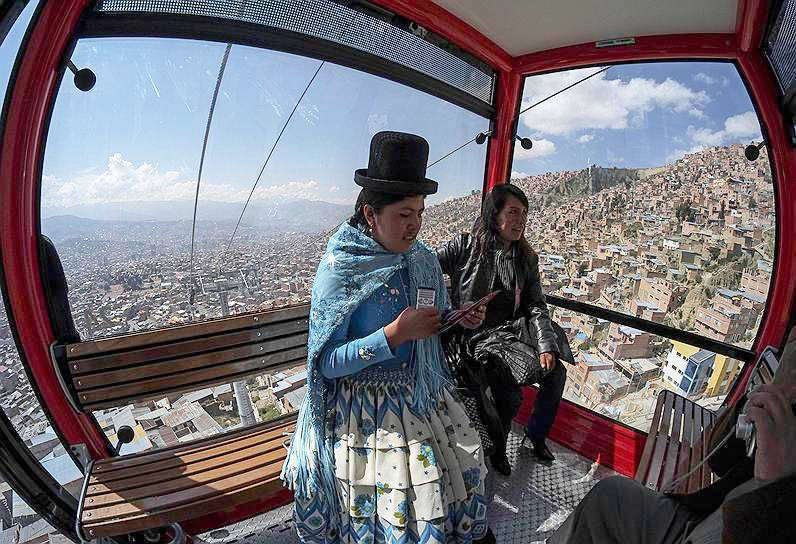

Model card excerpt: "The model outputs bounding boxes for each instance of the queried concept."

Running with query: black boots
[531,439,555,466]
[489,452,512,476]
[474,527,496,544]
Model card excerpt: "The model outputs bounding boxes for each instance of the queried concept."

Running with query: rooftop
[690,350,716,365]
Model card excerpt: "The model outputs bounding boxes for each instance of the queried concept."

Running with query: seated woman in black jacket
[437,183,568,475]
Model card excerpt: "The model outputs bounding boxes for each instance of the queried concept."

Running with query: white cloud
[577,134,594,143]
[513,138,556,160]
[666,145,704,163]
[42,153,347,208]
[694,72,729,87]
[510,170,530,179]
[520,68,710,136]
[666,111,761,163]
[687,111,761,147]
[694,73,716,85]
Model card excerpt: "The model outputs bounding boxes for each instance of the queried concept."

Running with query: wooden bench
[77,417,296,539]
[634,389,716,493]
[51,304,312,538]
[56,304,309,411]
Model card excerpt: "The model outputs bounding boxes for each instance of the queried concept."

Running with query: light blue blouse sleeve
[319,313,396,379]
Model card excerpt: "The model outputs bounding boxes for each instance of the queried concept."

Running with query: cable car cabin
[0,0,794,543]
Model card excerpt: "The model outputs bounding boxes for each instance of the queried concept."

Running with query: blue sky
[1,6,763,216]
[512,62,761,178]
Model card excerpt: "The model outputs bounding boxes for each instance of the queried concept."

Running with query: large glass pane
[91,359,306,453]
[553,306,743,431]
[41,37,489,341]
[515,62,775,350]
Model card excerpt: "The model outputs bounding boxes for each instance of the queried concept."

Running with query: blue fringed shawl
[280,222,450,528]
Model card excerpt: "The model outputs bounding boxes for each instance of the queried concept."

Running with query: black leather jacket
[436,233,559,356]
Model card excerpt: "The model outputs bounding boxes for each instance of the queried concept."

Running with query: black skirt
[443,317,574,456]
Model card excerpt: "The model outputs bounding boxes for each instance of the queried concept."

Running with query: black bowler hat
[354,131,438,195]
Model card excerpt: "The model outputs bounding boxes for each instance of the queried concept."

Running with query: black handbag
[451,353,502,456]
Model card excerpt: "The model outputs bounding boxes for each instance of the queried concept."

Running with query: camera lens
[736,413,754,441]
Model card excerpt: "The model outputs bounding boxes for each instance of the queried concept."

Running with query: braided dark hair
[349,188,419,231]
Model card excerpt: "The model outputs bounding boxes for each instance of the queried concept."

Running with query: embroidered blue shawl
[280,222,450,527]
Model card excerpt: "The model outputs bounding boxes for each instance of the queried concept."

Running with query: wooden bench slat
[77,347,307,406]
[645,391,675,489]
[86,444,288,507]
[674,397,695,494]
[71,318,308,373]
[83,451,285,521]
[74,332,308,389]
[80,357,306,411]
[697,407,714,491]
[67,304,310,358]
[90,422,294,482]
[660,393,684,489]
[61,306,310,538]
[635,388,667,485]
[635,389,719,495]
[79,418,297,538]
[88,438,284,496]
[81,473,287,538]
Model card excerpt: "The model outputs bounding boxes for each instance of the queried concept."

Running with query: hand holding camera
[746,382,796,481]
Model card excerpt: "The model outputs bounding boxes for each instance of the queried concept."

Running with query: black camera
[736,347,780,456]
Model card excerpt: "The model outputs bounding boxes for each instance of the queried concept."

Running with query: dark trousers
[523,360,566,443]
[548,476,695,544]
[483,358,522,459]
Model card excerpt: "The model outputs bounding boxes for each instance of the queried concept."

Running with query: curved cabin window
[40,37,488,447]
[514,62,775,430]
[41,38,489,340]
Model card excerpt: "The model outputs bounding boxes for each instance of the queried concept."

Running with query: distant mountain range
[40,163,669,243]
[41,199,352,241]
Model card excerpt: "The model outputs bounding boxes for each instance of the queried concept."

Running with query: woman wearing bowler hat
[281,131,495,544]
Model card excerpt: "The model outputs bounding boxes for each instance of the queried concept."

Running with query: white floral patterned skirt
[292,367,488,544]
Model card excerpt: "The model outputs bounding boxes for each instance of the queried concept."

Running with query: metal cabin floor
[198,427,617,544]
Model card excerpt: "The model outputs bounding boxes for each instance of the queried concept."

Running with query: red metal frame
[736,0,767,53]
[729,55,796,404]
[514,33,738,75]
[486,70,522,189]
[181,488,295,535]
[371,0,519,191]
[1,0,794,534]
[515,386,645,477]
[0,0,107,459]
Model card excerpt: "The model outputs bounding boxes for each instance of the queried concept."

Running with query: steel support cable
[517,65,610,117]
[427,66,611,170]
[221,14,363,263]
[222,60,326,259]
[427,133,483,169]
[188,43,232,307]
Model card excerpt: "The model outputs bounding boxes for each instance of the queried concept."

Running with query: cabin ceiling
[430,0,739,57]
